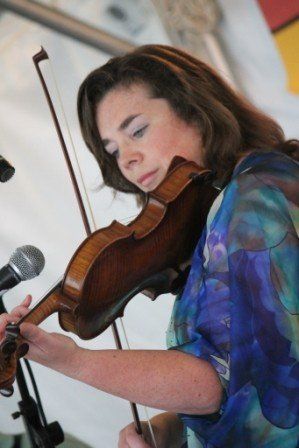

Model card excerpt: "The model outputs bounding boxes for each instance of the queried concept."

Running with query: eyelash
[133,125,148,138]
[107,125,148,158]
[111,149,119,158]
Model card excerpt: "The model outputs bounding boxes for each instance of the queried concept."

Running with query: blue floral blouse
[167,151,299,447]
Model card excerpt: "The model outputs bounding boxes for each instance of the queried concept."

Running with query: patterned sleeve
[225,165,299,429]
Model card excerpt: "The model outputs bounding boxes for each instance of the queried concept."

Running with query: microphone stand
[0,296,64,447]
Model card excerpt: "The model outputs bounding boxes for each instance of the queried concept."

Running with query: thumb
[126,433,152,448]
[19,322,48,345]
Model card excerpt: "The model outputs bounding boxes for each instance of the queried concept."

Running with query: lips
[137,169,159,187]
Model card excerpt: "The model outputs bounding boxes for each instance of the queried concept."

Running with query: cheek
[147,127,181,159]
[158,135,199,165]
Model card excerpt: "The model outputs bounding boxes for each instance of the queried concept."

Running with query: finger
[119,424,137,448]
[21,295,32,307]
[118,436,130,448]
[10,305,31,320]
[12,295,32,317]
[126,432,151,448]
[3,296,32,322]
[19,322,48,346]
[0,313,15,335]
[0,306,31,341]
[118,432,129,448]
[118,443,130,448]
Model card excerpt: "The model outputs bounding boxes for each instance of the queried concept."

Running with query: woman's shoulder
[214,151,298,252]
[231,150,298,189]
[221,150,298,207]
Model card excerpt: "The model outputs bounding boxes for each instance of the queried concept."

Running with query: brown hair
[77,44,298,204]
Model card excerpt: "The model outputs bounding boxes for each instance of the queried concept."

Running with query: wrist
[53,339,83,378]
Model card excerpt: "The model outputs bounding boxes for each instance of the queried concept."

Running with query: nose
[118,144,143,171]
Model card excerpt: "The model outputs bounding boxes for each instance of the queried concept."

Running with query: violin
[0,157,219,396]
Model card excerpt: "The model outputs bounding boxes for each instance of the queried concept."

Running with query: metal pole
[0,0,135,55]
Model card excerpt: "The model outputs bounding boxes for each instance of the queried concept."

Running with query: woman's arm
[0,296,222,415]
[19,320,222,415]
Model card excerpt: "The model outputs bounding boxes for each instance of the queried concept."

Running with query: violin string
[47,58,158,448]
[119,319,158,448]
[48,58,97,232]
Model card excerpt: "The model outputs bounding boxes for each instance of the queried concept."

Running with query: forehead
[96,83,153,135]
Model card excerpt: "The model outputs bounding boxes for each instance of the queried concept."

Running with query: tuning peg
[1,339,17,356]
[17,343,29,358]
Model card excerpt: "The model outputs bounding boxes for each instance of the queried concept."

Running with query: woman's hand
[0,295,80,374]
[0,294,32,337]
[118,422,153,448]
[118,412,184,448]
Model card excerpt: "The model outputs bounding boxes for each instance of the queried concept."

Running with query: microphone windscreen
[9,245,45,280]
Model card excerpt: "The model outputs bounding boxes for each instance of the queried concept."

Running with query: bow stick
[32,47,155,443]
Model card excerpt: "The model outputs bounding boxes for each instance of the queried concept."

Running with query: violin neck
[17,281,74,327]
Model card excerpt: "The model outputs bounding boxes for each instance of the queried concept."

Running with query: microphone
[0,155,15,182]
[0,245,45,295]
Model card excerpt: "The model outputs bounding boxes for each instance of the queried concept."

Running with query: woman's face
[96,83,204,192]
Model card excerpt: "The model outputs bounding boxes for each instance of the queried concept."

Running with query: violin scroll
[0,290,77,395]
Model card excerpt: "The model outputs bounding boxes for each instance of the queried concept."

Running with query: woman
[0,45,298,447]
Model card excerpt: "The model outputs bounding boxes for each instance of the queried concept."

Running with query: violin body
[0,158,219,393]
[60,159,218,339]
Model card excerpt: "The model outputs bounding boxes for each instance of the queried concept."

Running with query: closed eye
[133,125,148,138]
[110,149,119,158]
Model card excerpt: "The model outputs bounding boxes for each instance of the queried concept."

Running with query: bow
[33,47,157,445]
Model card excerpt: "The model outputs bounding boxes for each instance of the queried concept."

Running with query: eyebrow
[102,114,141,147]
